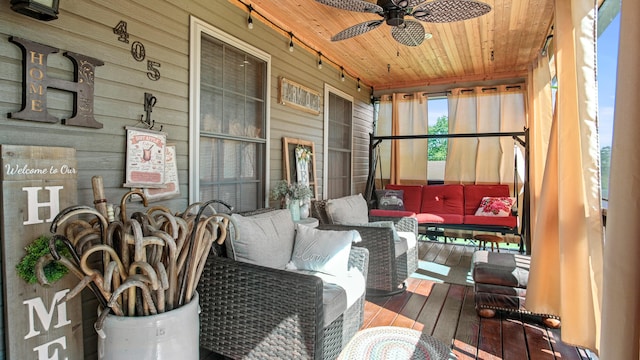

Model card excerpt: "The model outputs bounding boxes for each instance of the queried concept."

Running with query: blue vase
[289,199,301,221]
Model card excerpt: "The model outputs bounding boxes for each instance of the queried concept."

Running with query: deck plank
[431,284,467,347]
[523,319,555,360]
[391,280,434,328]
[452,285,480,360]
[501,315,529,360]
[547,327,584,360]
[412,282,450,334]
[478,315,503,359]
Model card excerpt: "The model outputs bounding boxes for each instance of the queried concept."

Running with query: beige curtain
[600,0,640,357]
[526,0,603,352]
[375,93,429,185]
[375,96,393,187]
[444,86,526,185]
[527,54,553,250]
[394,93,429,183]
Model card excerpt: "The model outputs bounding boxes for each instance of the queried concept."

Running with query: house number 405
[113,21,161,81]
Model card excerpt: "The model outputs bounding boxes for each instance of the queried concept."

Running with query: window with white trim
[190,18,270,211]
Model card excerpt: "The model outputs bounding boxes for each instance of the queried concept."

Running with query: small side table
[474,234,506,252]
[294,217,319,228]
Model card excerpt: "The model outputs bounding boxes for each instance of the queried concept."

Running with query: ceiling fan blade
[391,20,425,46]
[391,0,428,10]
[413,0,491,23]
[315,0,383,13]
[331,20,384,41]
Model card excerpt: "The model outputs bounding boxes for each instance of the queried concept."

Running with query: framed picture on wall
[278,77,321,115]
[123,127,167,188]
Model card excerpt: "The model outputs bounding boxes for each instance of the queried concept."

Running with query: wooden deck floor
[362,241,597,360]
[202,240,598,359]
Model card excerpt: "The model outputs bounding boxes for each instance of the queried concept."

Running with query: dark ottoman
[471,250,560,327]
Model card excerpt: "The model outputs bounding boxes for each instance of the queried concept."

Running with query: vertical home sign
[1,145,83,359]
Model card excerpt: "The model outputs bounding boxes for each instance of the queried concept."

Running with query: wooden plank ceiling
[239,0,555,91]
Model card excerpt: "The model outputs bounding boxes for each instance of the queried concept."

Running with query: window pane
[327,92,352,197]
[198,31,266,210]
[427,97,448,182]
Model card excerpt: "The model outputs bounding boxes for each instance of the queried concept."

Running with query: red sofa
[370,184,518,235]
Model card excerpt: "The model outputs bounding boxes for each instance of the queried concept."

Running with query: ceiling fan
[315,0,492,46]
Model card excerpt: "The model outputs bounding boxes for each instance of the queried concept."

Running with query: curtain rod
[372,131,526,141]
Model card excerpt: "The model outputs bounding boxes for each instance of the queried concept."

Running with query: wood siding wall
[0,0,373,358]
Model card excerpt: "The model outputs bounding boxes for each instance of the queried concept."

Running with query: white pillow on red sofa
[474,197,516,217]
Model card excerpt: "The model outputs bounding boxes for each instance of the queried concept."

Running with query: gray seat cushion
[471,250,530,289]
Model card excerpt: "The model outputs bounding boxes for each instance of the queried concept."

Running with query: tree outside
[428,115,448,161]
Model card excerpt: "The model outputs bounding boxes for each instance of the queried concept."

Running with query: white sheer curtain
[600,0,640,357]
[525,0,603,352]
[445,86,526,186]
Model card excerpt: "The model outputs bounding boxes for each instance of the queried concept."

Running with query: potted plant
[270,180,313,220]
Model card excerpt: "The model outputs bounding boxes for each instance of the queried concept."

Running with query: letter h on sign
[8,37,105,128]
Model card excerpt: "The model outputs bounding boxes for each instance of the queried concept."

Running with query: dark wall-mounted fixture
[11,0,59,21]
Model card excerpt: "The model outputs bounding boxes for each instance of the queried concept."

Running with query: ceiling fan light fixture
[386,9,405,26]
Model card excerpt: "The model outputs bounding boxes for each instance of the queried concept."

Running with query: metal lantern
[10,0,59,21]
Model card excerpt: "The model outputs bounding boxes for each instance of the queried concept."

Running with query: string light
[246,4,254,29]
[237,0,372,93]
[288,32,294,52]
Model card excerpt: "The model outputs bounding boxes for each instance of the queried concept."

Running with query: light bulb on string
[247,5,254,30]
[288,32,294,52]
[340,67,345,81]
[317,52,323,69]
[357,78,361,92]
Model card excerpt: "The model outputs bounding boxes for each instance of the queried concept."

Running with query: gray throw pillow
[288,224,358,277]
[228,209,295,269]
[325,194,369,225]
[375,189,405,210]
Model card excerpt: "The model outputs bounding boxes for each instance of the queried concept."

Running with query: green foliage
[428,115,449,161]
[270,180,313,201]
[16,235,70,285]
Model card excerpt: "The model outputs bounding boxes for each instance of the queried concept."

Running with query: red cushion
[420,185,464,215]
[386,185,423,213]
[464,184,511,215]
[417,213,464,225]
[464,214,517,228]
[369,209,416,218]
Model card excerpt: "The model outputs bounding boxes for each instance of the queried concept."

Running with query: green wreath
[16,235,71,285]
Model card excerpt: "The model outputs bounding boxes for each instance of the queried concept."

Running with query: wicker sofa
[198,208,369,360]
[311,195,419,295]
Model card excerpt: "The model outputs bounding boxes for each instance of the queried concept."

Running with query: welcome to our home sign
[1,145,83,359]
